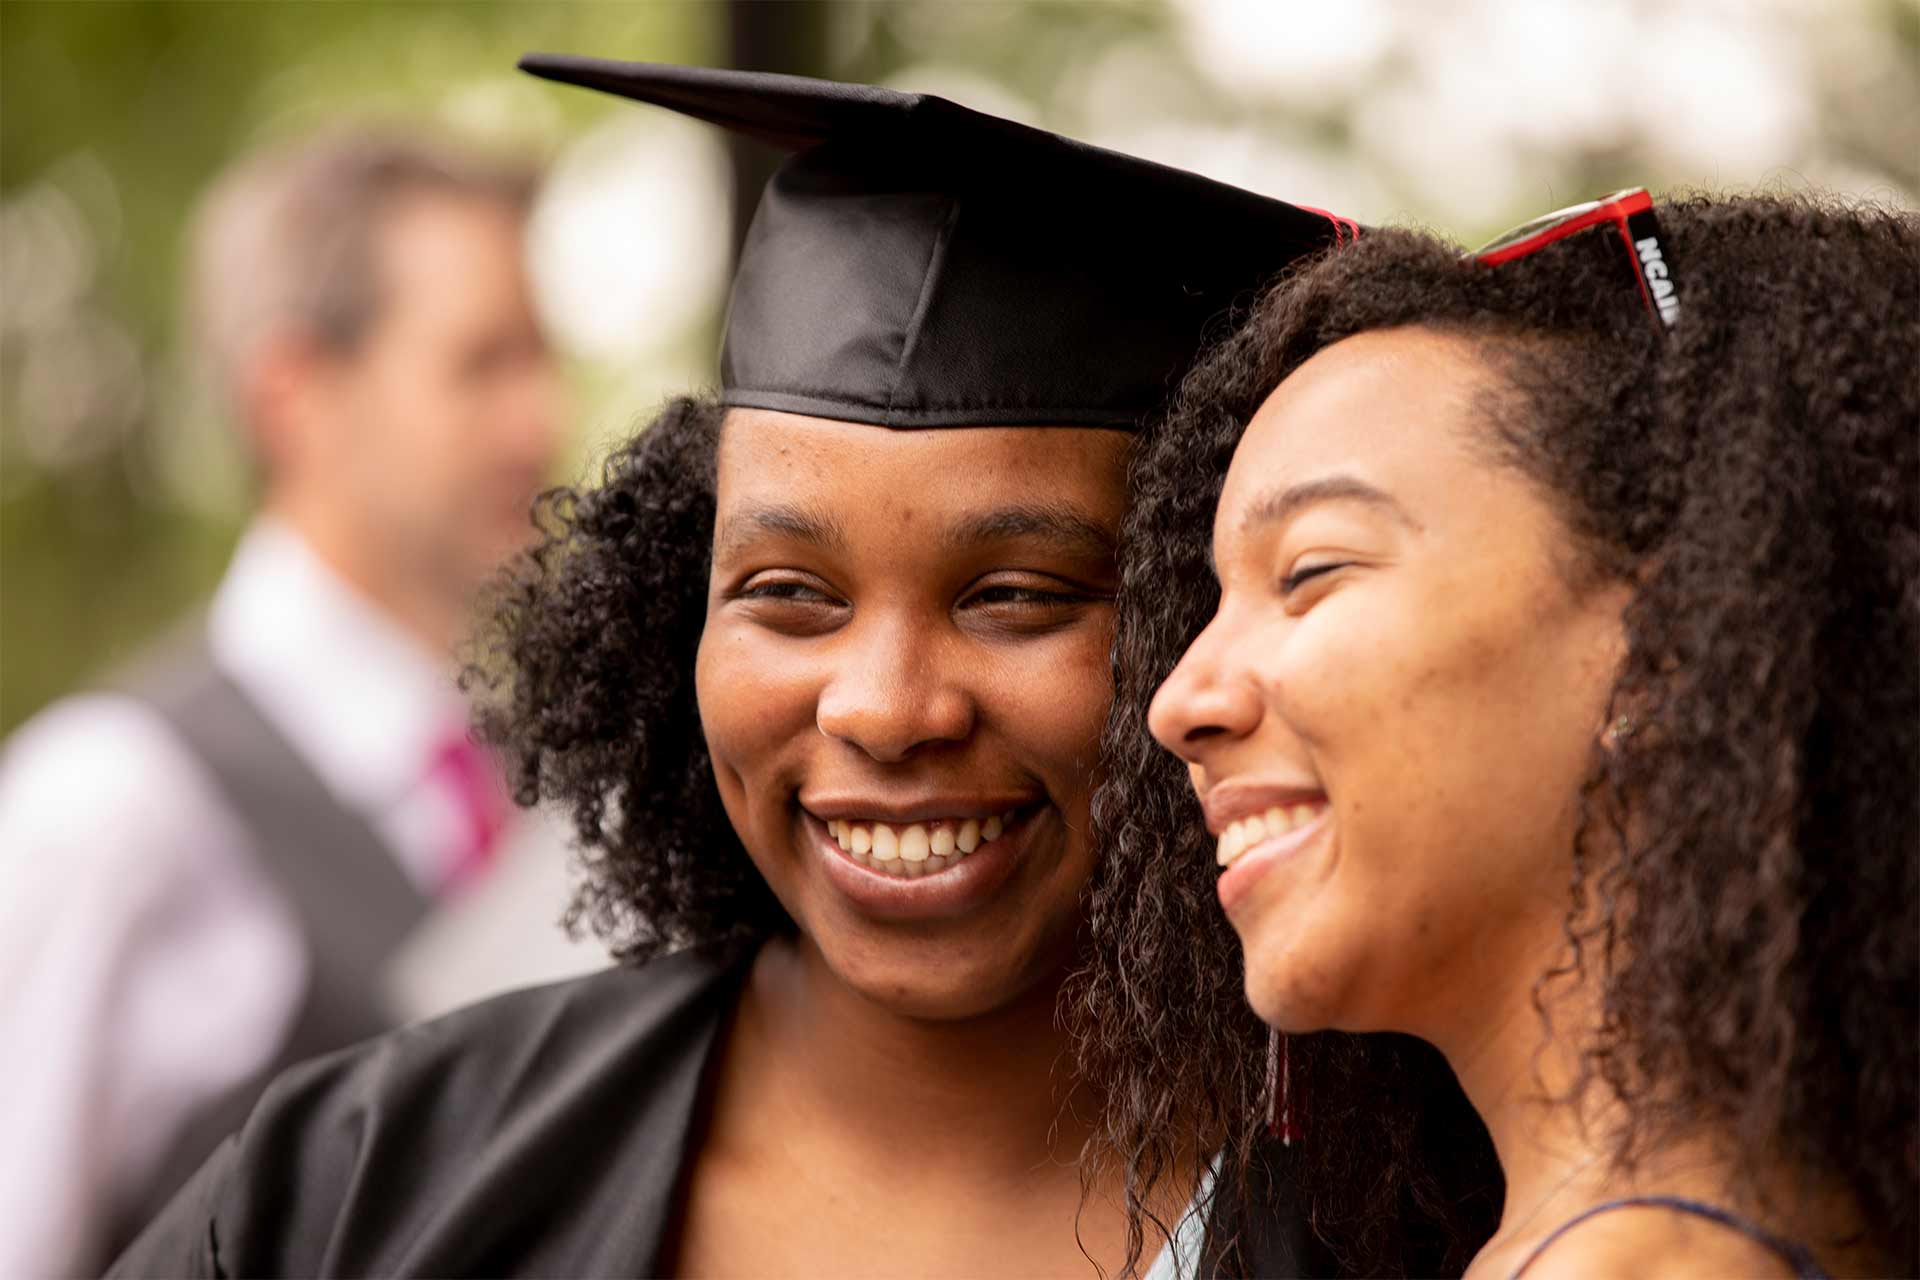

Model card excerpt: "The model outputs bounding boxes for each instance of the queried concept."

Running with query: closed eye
[960,576,1111,639]
[727,574,848,638]
[1280,561,1350,595]
[739,579,839,604]
[965,584,1093,607]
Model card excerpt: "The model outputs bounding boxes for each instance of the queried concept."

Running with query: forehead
[374,195,527,302]
[716,408,1130,525]
[1220,328,1493,513]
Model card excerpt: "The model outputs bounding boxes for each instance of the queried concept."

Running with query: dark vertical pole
[726,1,832,262]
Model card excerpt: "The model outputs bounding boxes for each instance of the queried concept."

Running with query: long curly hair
[1092,191,1919,1272]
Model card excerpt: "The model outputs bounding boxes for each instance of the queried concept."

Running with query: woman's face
[1147,328,1628,1042]
[697,409,1126,1021]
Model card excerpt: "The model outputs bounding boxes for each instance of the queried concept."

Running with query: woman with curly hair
[111,59,1474,1279]
[1142,191,1918,1276]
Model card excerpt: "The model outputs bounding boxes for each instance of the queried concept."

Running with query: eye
[727,573,849,636]
[1279,560,1351,596]
[738,578,838,604]
[966,584,1087,607]
[959,574,1110,636]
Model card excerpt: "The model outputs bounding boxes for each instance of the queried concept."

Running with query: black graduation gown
[109,941,1332,1278]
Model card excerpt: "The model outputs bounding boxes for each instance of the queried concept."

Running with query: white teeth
[899,826,930,862]
[821,810,1022,879]
[1216,802,1326,869]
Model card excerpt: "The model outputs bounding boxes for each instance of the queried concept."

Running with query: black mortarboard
[519,55,1358,430]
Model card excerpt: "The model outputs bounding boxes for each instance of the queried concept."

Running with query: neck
[740,934,1100,1179]
[1442,980,1610,1245]
[1439,965,1870,1274]
[266,494,462,655]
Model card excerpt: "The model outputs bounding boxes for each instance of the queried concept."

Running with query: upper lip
[800,794,1042,824]
[1199,778,1328,834]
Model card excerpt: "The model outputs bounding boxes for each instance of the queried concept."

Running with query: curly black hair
[473,396,786,957]
[1096,192,1918,1272]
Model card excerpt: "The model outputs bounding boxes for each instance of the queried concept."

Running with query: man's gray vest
[108,622,429,1252]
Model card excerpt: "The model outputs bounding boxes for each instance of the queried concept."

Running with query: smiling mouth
[820,812,1021,879]
[1217,802,1328,868]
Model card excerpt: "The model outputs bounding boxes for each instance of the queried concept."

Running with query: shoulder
[252,939,751,1145]
[1518,1200,1807,1280]
[0,691,258,939]
[114,941,755,1277]
[1,692,220,837]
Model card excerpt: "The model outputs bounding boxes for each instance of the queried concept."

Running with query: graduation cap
[519,55,1357,430]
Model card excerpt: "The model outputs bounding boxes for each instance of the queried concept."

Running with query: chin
[831,940,1051,1023]
[1242,942,1339,1035]
[869,980,1004,1022]
[1244,976,1294,1032]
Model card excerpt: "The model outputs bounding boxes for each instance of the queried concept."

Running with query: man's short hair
[188,128,540,428]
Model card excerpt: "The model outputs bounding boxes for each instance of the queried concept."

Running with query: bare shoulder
[1517,1202,1805,1280]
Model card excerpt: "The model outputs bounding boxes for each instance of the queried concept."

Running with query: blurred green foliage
[1,1,720,732]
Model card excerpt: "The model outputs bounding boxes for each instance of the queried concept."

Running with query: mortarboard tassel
[1266,1026,1303,1145]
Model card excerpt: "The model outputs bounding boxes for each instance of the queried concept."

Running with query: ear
[240,333,338,480]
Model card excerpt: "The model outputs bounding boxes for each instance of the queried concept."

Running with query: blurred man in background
[0,130,597,1275]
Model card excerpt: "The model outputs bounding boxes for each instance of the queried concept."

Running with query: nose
[816,615,974,763]
[1147,619,1264,765]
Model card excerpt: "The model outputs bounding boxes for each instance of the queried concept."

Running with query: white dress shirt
[0,519,600,1277]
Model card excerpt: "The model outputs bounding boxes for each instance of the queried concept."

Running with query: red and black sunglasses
[1475,187,1679,334]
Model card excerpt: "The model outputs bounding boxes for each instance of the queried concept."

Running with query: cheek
[694,617,819,801]
[1258,600,1408,750]
[1289,584,1597,893]
[374,356,464,440]
[982,625,1113,798]
[1285,576,1549,752]
[345,370,439,483]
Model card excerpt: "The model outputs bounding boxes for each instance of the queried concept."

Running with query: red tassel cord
[1266,1026,1303,1145]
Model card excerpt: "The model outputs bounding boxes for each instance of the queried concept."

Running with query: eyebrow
[1213,474,1420,575]
[943,503,1117,560]
[712,501,848,563]
[711,500,1115,566]
[1238,475,1422,539]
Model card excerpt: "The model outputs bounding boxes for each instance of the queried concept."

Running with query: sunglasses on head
[1475,187,1679,335]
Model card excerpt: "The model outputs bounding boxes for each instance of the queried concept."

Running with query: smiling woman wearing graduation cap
[110,59,1485,1279]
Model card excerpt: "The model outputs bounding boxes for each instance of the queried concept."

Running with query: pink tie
[427,731,512,894]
